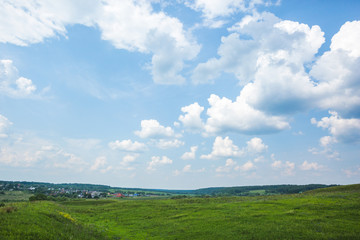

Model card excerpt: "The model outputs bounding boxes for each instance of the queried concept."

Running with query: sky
[0,0,360,189]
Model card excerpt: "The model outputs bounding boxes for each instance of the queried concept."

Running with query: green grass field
[1,184,359,239]
[0,191,33,202]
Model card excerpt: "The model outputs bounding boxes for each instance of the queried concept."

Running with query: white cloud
[183,164,192,172]
[312,111,360,144]
[193,14,360,136]
[202,136,269,160]
[193,12,324,87]
[0,0,98,46]
[0,133,88,170]
[271,160,295,176]
[0,60,37,98]
[135,119,175,139]
[181,146,198,160]
[309,21,360,116]
[204,94,289,135]
[178,102,204,131]
[201,136,243,159]
[0,114,12,138]
[185,0,273,27]
[147,156,172,171]
[235,160,255,171]
[98,0,200,85]
[174,164,205,175]
[283,161,295,176]
[319,136,337,148]
[118,154,138,171]
[155,139,184,149]
[216,158,237,172]
[253,155,264,163]
[330,21,360,58]
[43,147,87,171]
[246,137,268,154]
[343,167,360,178]
[271,160,282,169]
[236,15,325,115]
[0,146,39,167]
[300,161,323,171]
[122,154,138,164]
[90,156,107,170]
[109,139,147,152]
[0,0,200,85]
[216,158,254,173]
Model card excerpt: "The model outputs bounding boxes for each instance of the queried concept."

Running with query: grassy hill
[1,184,359,239]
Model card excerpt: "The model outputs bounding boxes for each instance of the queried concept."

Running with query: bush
[29,193,48,201]
[0,202,5,207]
[171,195,188,199]
[3,205,17,213]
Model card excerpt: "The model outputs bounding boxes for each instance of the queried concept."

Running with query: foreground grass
[1,184,359,239]
[0,191,33,202]
[0,201,108,239]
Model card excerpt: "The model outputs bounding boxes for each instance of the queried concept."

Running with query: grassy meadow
[1,184,360,239]
[0,191,33,202]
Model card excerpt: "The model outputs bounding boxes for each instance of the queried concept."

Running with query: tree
[29,193,48,201]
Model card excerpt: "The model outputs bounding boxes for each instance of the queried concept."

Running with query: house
[114,193,125,198]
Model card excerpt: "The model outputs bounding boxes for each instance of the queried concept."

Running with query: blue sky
[0,0,359,189]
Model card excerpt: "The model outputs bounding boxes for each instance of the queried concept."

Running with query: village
[0,181,167,199]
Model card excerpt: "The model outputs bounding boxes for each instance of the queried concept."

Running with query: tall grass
[0,201,108,239]
[1,184,359,239]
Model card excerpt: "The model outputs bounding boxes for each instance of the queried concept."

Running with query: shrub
[171,195,188,199]
[29,193,48,201]
[3,205,17,213]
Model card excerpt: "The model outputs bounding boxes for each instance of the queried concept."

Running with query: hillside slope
[1,184,359,239]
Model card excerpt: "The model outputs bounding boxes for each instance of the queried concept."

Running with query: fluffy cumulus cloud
[178,102,204,131]
[135,119,175,139]
[300,161,323,171]
[319,136,337,148]
[181,146,198,160]
[108,139,147,152]
[0,0,98,46]
[98,0,200,84]
[202,136,269,160]
[193,12,324,87]
[236,160,255,171]
[311,111,360,144]
[216,158,237,172]
[0,60,37,98]
[90,156,113,173]
[192,12,360,136]
[216,158,255,173]
[147,156,172,171]
[246,137,268,154]
[201,136,243,159]
[185,0,274,27]
[194,12,325,113]
[271,160,295,176]
[204,94,289,135]
[0,114,12,138]
[0,0,200,85]
[310,21,360,117]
